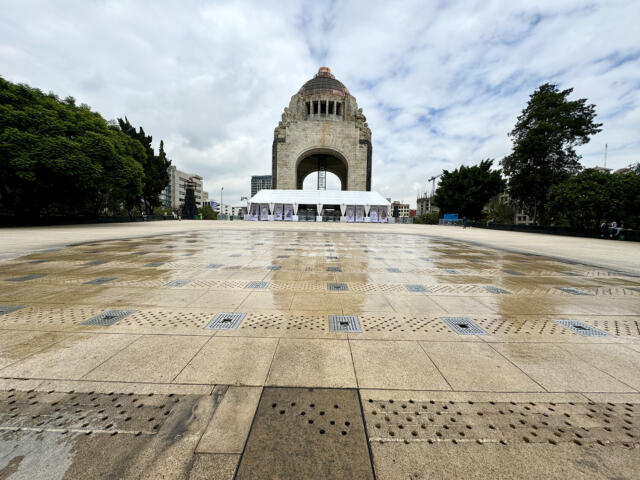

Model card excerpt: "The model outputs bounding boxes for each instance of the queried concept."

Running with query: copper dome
[299,67,349,97]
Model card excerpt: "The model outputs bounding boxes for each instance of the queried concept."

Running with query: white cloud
[1,0,638,208]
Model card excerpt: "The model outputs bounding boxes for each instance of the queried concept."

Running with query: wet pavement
[0,225,639,478]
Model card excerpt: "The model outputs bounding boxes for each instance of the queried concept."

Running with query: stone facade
[272,67,372,191]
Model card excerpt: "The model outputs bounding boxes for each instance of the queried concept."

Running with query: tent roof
[249,189,390,206]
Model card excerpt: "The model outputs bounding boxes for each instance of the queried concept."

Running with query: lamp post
[221,187,224,219]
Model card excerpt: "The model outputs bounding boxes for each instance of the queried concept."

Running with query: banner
[356,206,364,222]
[370,207,378,223]
[346,206,355,223]
[260,204,269,221]
[250,204,259,221]
[380,207,388,223]
[284,204,293,221]
[274,204,283,221]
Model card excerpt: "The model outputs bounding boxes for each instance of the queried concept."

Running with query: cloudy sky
[1,0,638,207]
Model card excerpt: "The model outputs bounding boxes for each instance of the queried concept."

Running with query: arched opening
[302,171,342,190]
[295,149,348,190]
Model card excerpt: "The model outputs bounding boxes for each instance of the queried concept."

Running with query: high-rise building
[161,166,205,211]
[251,175,272,197]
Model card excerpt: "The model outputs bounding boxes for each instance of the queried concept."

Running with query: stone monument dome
[272,67,372,191]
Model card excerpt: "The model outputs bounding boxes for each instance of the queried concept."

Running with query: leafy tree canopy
[500,83,602,224]
[433,159,505,220]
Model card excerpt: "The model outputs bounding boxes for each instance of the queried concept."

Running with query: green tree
[414,212,439,224]
[501,83,602,224]
[484,196,515,224]
[200,204,218,220]
[433,159,505,220]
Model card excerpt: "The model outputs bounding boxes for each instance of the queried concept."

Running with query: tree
[181,185,198,219]
[484,196,515,224]
[433,159,505,220]
[200,204,217,220]
[501,83,602,224]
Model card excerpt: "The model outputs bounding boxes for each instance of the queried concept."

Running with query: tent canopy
[249,189,390,206]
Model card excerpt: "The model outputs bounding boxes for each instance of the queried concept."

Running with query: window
[306,102,311,115]
[329,101,334,114]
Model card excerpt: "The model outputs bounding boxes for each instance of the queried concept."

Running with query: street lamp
[221,187,224,219]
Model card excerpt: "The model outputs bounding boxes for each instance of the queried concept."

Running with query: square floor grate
[230,254,241,258]
[145,262,165,267]
[502,269,524,276]
[265,265,281,271]
[166,279,192,287]
[80,309,135,326]
[86,260,108,266]
[326,256,339,260]
[6,275,44,282]
[329,315,361,332]
[205,312,246,330]
[28,259,50,264]
[556,287,592,296]
[386,268,402,273]
[420,257,432,262]
[246,281,269,289]
[277,255,289,259]
[327,282,348,291]
[483,285,512,295]
[443,269,461,274]
[442,317,487,335]
[554,319,608,337]
[405,284,428,293]
[132,251,148,256]
[560,271,579,276]
[374,257,384,261]
[206,264,223,269]
[326,266,342,272]
[0,305,25,316]
[84,277,116,285]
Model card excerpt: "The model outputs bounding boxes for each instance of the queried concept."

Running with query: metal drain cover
[443,269,461,274]
[386,268,402,273]
[183,252,195,256]
[442,317,487,335]
[81,309,135,326]
[84,277,116,285]
[327,283,348,292]
[145,262,165,267]
[556,287,592,296]
[554,319,608,337]
[230,254,241,257]
[206,264,223,269]
[483,285,512,295]
[6,275,44,282]
[405,284,428,293]
[326,256,339,260]
[277,255,289,259]
[560,271,579,276]
[205,312,246,330]
[132,251,148,255]
[329,315,361,332]
[28,259,50,264]
[326,266,342,272]
[265,265,281,271]
[86,260,108,266]
[502,269,524,275]
[166,279,192,287]
[246,281,269,289]
[0,305,25,316]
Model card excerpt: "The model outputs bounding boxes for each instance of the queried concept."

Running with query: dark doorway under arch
[296,150,348,190]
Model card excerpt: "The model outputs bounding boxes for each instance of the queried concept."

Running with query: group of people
[600,220,625,239]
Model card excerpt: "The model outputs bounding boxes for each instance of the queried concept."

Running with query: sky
[1,0,639,207]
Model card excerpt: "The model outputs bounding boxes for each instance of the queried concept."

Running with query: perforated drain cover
[246,281,269,289]
[6,275,44,282]
[560,271,579,276]
[326,256,339,260]
[327,282,348,292]
[277,255,289,259]
[442,317,487,335]
[145,262,165,267]
[206,264,223,269]
[81,309,135,326]
[230,254,241,257]
[84,277,116,285]
[443,269,461,274]
[502,269,524,275]
[483,285,512,295]
[266,265,281,271]
[166,279,192,287]
[132,251,148,255]
[554,319,609,337]
[387,268,402,273]
[329,315,361,332]
[326,266,342,272]
[183,252,195,256]
[556,287,592,296]
[205,312,246,330]
[236,388,374,480]
[405,284,428,293]
[0,305,25,316]
[86,260,108,266]
[28,259,50,264]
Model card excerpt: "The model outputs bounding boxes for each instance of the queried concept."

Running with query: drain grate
[556,287,593,296]
[265,265,281,271]
[420,257,432,262]
[86,260,108,266]
[329,315,362,332]
[327,282,349,292]
[443,269,461,274]
[246,281,269,289]
[28,259,50,264]
[84,277,116,285]
[386,268,402,273]
[205,312,246,330]
[6,275,44,282]
[230,254,241,258]
[560,271,579,276]
[405,284,428,293]
[326,256,339,260]
[502,269,524,275]
[206,264,223,269]
[132,251,148,255]
[554,319,608,337]
[183,253,195,256]
[277,255,289,259]
[326,266,342,272]
[0,305,25,316]
[166,279,192,287]
[145,262,165,267]
[80,309,135,326]
[483,285,512,295]
[442,316,487,335]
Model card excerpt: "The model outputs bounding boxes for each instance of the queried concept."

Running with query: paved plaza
[0,222,639,479]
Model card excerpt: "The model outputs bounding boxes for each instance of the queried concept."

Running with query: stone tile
[84,335,208,383]
[35,379,212,395]
[197,386,262,454]
[237,291,293,311]
[420,341,544,392]
[267,339,356,388]
[290,293,342,312]
[175,337,278,385]
[189,454,240,480]
[350,340,450,390]
[385,295,448,314]
[0,330,67,369]
[429,296,498,314]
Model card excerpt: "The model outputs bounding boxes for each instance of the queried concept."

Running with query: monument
[272,67,372,191]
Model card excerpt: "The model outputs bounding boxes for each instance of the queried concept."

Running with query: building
[161,166,205,211]
[272,67,372,191]
[203,191,209,202]
[251,175,272,197]
[495,193,535,225]
[390,201,410,219]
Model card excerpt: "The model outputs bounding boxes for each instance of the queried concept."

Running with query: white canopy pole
[364,204,370,216]
[340,203,346,216]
